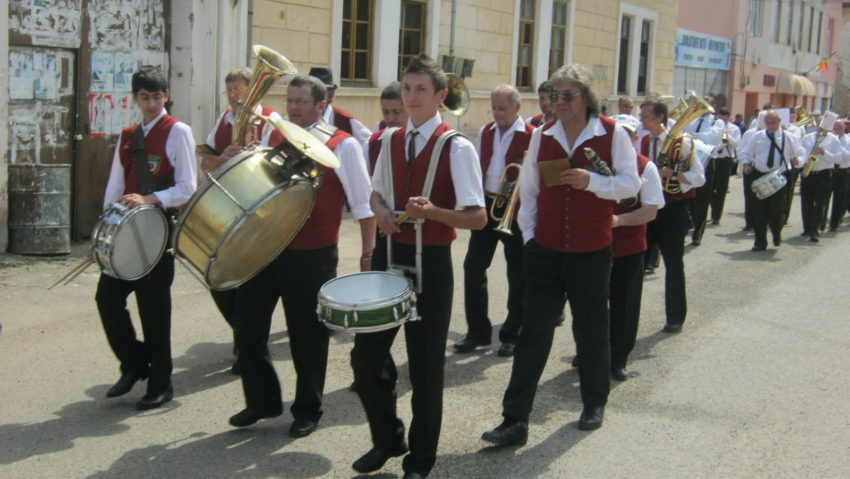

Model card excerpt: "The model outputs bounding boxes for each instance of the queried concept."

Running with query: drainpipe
[449,0,457,57]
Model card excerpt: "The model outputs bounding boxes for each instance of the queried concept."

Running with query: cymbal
[264,116,340,169]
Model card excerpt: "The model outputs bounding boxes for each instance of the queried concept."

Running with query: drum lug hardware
[393,306,399,321]
[206,172,249,212]
[353,310,359,324]
[344,313,349,329]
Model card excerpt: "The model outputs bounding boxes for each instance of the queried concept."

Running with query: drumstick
[379,213,410,237]
[49,257,95,290]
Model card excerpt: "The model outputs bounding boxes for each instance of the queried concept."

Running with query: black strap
[131,125,156,195]
[766,131,788,171]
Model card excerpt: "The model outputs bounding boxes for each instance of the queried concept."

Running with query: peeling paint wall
[9,0,82,48]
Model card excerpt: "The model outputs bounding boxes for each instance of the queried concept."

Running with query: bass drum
[92,203,168,280]
[173,147,316,290]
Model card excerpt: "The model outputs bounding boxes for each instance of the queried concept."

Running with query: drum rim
[318,271,414,310]
[321,320,406,333]
[93,204,169,281]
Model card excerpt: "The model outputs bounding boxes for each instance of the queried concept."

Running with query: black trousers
[95,253,175,395]
[233,246,337,420]
[829,167,849,229]
[609,252,645,370]
[692,159,717,243]
[351,242,453,476]
[711,157,735,222]
[743,167,755,229]
[646,201,689,325]
[749,170,788,248]
[800,169,832,238]
[502,241,611,423]
[463,199,524,344]
[784,168,800,225]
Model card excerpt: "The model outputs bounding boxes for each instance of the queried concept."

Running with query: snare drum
[92,203,169,280]
[317,271,419,333]
[751,169,788,200]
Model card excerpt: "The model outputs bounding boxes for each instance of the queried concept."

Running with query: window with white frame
[516,0,536,90]
[341,0,373,83]
[816,11,823,55]
[750,0,763,37]
[548,0,569,78]
[807,5,815,52]
[616,5,655,97]
[773,0,782,43]
[787,0,794,45]
[399,0,427,78]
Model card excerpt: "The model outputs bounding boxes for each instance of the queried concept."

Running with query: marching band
[72,47,850,478]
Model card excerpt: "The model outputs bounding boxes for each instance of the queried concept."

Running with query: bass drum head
[207,180,315,290]
[320,271,412,309]
[111,206,168,280]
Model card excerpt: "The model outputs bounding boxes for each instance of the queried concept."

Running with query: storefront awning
[778,73,817,97]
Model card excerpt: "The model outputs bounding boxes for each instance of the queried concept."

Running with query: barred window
[399,0,427,78]
[617,15,631,95]
[548,0,569,78]
[516,0,535,89]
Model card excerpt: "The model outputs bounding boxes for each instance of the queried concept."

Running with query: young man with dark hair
[364,82,409,174]
[227,74,375,438]
[351,53,486,479]
[96,66,197,410]
[529,80,555,127]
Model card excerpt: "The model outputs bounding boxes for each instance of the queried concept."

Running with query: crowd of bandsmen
[91,56,849,478]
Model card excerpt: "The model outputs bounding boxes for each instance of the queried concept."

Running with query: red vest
[534,116,616,253]
[640,134,694,202]
[529,114,546,127]
[118,115,177,195]
[213,105,275,152]
[287,129,350,250]
[612,154,649,258]
[367,129,383,175]
[478,121,534,177]
[390,123,457,245]
[332,106,355,135]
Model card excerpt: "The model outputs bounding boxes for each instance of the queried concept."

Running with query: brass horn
[232,45,297,146]
[441,73,470,117]
[669,97,688,120]
[490,163,523,236]
[794,106,815,127]
[657,91,715,194]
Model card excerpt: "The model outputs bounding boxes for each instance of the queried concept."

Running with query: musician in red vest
[309,66,372,146]
[364,82,409,174]
[640,102,705,333]
[227,75,375,438]
[198,67,285,374]
[607,115,664,380]
[454,84,534,357]
[482,64,641,446]
[350,54,486,479]
[97,66,197,410]
[528,80,555,127]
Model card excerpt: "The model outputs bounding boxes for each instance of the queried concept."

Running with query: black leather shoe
[481,419,528,446]
[691,238,701,246]
[228,406,283,427]
[751,245,766,252]
[403,473,426,479]
[571,355,580,368]
[106,372,147,398]
[663,323,683,333]
[230,361,241,375]
[711,219,719,225]
[497,342,516,357]
[578,406,604,430]
[352,443,408,473]
[453,338,490,353]
[809,235,820,243]
[554,313,565,327]
[773,234,782,246]
[611,367,630,381]
[136,385,173,410]
[289,417,318,438]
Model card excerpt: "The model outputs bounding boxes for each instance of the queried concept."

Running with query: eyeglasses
[549,90,582,103]
[286,98,314,106]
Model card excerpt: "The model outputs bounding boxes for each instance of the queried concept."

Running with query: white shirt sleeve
[333,136,374,220]
[517,128,543,243]
[639,161,665,207]
[103,142,126,209]
[350,117,373,146]
[154,122,198,208]
[678,136,706,192]
[450,135,486,208]
[586,124,641,201]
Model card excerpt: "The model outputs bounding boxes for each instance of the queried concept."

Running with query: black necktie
[696,118,704,132]
[767,132,775,168]
[407,130,418,164]
[652,136,659,162]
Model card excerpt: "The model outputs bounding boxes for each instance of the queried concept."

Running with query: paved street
[2,176,849,478]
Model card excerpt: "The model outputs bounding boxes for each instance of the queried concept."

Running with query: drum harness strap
[381,127,463,293]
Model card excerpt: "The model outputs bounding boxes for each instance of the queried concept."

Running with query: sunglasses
[549,89,582,103]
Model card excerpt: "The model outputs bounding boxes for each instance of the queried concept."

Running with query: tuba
[657,91,715,194]
[490,162,523,236]
[794,106,815,127]
[232,45,297,146]
[441,73,470,117]
[669,97,689,120]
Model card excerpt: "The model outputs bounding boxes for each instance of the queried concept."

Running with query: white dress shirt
[323,105,372,146]
[740,129,805,173]
[475,116,528,193]
[800,131,842,172]
[836,134,850,168]
[785,124,805,140]
[636,161,666,208]
[104,109,197,209]
[707,121,741,159]
[307,122,374,220]
[683,114,715,135]
[205,104,283,148]
[517,116,642,243]
[371,113,485,209]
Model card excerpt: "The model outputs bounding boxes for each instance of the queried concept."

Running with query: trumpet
[490,163,522,235]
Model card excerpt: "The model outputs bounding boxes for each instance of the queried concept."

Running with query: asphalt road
[2,176,849,478]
